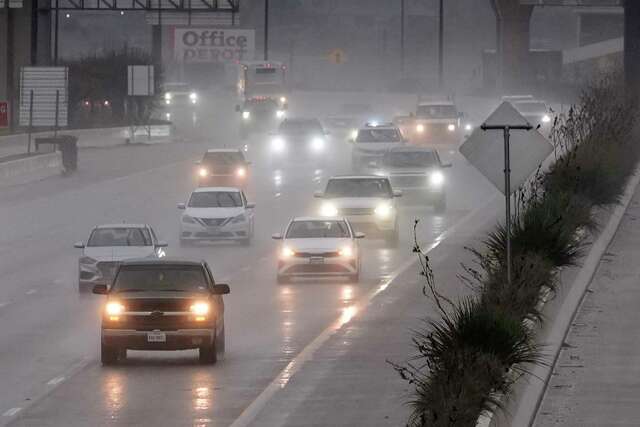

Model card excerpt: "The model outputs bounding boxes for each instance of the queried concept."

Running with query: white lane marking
[2,408,21,417]
[25,289,37,295]
[229,195,499,427]
[47,376,65,386]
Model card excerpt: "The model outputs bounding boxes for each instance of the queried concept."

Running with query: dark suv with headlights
[93,259,230,365]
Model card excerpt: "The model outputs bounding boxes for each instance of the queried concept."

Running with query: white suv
[315,175,401,244]
[178,187,255,246]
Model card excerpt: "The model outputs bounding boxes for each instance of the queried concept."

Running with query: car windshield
[163,83,190,92]
[189,191,243,208]
[325,178,392,198]
[356,128,402,143]
[383,151,439,168]
[416,105,457,118]
[113,266,209,293]
[286,220,351,238]
[87,228,152,247]
[280,120,323,134]
[514,102,547,113]
[203,152,244,166]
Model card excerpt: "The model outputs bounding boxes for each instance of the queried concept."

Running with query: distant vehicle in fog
[195,149,251,189]
[324,103,373,131]
[503,95,552,133]
[162,82,199,107]
[394,95,471,148]
[371,147,451,213]
[74,224,167,292]
[349,123,406,171]
[178,187,255,246]
[93,258,229,365]
[236,61,289,139]
[272,217,365,284]
[269,118,330,161]
[315,175,402,244]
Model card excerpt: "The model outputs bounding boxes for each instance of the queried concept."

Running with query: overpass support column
[625,0,640,98]
[491,0,534,93]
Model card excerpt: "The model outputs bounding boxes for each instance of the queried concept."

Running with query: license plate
[147,331,166,343]
[310,257,324,264]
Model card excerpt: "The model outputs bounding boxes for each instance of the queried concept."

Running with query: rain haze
[0,1,639,427]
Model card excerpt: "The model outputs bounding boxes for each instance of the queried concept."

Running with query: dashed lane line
[2,408,21,417]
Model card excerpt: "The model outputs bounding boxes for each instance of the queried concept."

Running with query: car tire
[434,196,447,214]
[216,324,226,356]
[101,342,119,365]
[276,274,290,284]
[199,340,218,365]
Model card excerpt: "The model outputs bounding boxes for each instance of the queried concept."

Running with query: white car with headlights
[178,187,255,246]
[371,147,451,213]
[349,123,406,171]
[269,118,330,160]
[272,217,365,284]
[162,82,198,107]
[315,175,401,243]
[74,224,167,292]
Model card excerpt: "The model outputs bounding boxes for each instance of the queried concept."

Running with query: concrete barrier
[0,152,62,188]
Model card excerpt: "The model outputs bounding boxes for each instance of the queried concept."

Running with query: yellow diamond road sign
[328,49,347,65]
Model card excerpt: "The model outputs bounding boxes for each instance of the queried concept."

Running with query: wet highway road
[0,92,497,426]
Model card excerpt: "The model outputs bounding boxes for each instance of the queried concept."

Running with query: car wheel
[101,342,119,365]
[199,340,218,365]
[276,274,290,284]
[216,324,226,356]
[434,196,447,214]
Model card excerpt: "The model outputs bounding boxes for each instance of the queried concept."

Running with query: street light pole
[438,0,444,88]
[400,0,405,75]
[264,0,269,61]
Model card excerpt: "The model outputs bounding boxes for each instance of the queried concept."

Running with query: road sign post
[461,102,552,286]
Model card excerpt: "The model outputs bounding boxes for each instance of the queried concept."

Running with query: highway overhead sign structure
[19,67,68,128]
[127,66,155,96]
[519,0,620,5]
[460,102,553,196]
[327,49,347,65]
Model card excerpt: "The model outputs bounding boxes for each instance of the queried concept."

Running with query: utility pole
[400,0,405,75]
[264,0,269,61]
[53,2,59,65]
[438,0,444,89]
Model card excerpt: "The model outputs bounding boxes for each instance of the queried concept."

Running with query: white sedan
[178,187,255,245]
[272,217,364,284]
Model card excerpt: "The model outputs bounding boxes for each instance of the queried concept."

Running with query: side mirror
[314,191,324,198]
[177,203,186,210]
[156,241,168,248]
[92,284,108,295]
[246,202,256,209]
[212,284,230,295]
[271,233,283,240]
[393,190,403,198]
[442,163,453,169]
[235,105,241,112]
[74,241,85,249]
[354,232,366,239]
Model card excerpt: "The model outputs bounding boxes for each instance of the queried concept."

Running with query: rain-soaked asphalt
[0,92,497,426]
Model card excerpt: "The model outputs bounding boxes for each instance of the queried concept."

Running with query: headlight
[182,214,196,224]
[164,92,172,101]
[189,92,198,101]
[429,171,445,187]
[465,124,472,132]
[280,96,287,104]
[236,167,247,177]
[542,114,551,123]
[350,129,358,140]
[190,301,210,316]
[447,124,456,132]
[374,203,393,218]
[230,213,246,224]
[242,111,251,120]
[320,203,338,217]
[105,301,125,316]
[416,124,425,133]
[281,246,295,258]
[198,167,209,178]
[79,256,97,265]
[271,137,285,152]
[276,110,285,118]
[339,246,354,258]
[311,137,325,152]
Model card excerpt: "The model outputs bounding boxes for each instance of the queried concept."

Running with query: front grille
[287,264,350,274]
[97,262,119,279]
[125,299,193,312]
[121,314,204,331]
[195,231,234,238]
[199,218,229,227]
[294,251,340,258]
[341,207,374,216]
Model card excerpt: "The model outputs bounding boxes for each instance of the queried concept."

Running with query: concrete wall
[0,151,62,188]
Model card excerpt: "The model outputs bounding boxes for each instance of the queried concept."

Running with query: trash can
[35,135,78,173]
